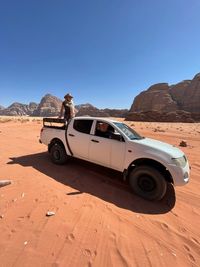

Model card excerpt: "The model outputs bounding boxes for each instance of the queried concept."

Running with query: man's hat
[64,93,73,99]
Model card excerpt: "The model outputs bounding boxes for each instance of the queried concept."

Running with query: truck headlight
[172,156,187,168]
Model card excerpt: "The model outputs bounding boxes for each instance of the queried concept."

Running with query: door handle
[91,139,99,143]
[69,133,75,137]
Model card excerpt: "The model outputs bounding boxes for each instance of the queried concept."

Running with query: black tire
[129,165,167,200]
[50,142,68,165]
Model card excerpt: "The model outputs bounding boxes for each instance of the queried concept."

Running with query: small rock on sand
[46,211,55,217]
[179,140,187,147]
[0,180,12,188]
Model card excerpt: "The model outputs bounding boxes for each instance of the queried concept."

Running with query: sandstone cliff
[32,94,62,117]
[127,73,200,122]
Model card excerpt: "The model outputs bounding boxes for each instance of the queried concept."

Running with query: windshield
[113,122,143,140]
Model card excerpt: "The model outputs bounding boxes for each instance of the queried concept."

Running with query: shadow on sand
[8,152,176,214]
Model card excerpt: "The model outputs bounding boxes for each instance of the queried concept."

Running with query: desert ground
[0,116,200,267]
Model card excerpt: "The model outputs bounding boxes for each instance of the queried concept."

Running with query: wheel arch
[126,158,173,184]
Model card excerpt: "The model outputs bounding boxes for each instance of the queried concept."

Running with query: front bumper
[167,160,190,186]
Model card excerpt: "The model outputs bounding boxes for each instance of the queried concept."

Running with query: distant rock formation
[32,94,62,117]
[29,102,38,113]
[76,103,105,116]
[0,102,38,116]
[0,105,5,110]
[126,73,200,122]
[102,108,128,118]
[76,103,128,118]
[0,94,128,118]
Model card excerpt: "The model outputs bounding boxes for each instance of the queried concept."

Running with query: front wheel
[50,143,68,165]
[129,165,167,200]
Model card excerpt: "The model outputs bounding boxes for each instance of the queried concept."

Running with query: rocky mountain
[0,94,61,117]
[126,73,200,122]
[76,103,102,116]
[0,105,5,110]
[0,94,128,118]
[0,102,38,116]
[32,94,62,117]
[76,103,128,117]
[103,108,128,118]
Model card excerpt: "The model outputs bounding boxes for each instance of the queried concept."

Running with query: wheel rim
[137,175,156,192]
[53,149,60,160]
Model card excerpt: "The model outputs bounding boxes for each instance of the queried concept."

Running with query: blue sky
[0,0,200,109]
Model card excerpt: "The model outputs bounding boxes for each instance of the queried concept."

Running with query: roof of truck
[74,116,120,123]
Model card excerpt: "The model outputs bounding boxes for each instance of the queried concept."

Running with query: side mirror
[111,132,123,141]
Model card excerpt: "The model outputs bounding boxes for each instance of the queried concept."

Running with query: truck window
[113,122,143,140]
[95,121,114,139]
[73,119,93,134]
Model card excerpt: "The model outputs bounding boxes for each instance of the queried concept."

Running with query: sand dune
[0,118,200,267]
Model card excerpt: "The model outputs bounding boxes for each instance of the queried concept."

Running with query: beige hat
[64,93,73,99]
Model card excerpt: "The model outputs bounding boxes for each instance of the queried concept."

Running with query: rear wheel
[50,143,68,165]
[129,165,167,200]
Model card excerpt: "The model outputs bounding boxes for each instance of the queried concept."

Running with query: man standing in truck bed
[59,93,76,122]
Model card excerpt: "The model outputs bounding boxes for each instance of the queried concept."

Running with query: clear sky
[0,0,200,109]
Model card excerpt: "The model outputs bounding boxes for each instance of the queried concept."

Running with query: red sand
[0,119,200,267]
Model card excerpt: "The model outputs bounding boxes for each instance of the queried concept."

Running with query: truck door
[67,119,94,160]
[89,120,126,171]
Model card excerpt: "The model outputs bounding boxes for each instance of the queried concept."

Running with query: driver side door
[88,120,126,171]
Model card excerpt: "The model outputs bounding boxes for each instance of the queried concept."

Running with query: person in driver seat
[95,122,114,138]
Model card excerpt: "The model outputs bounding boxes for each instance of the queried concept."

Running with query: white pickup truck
[40,117,190,200]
